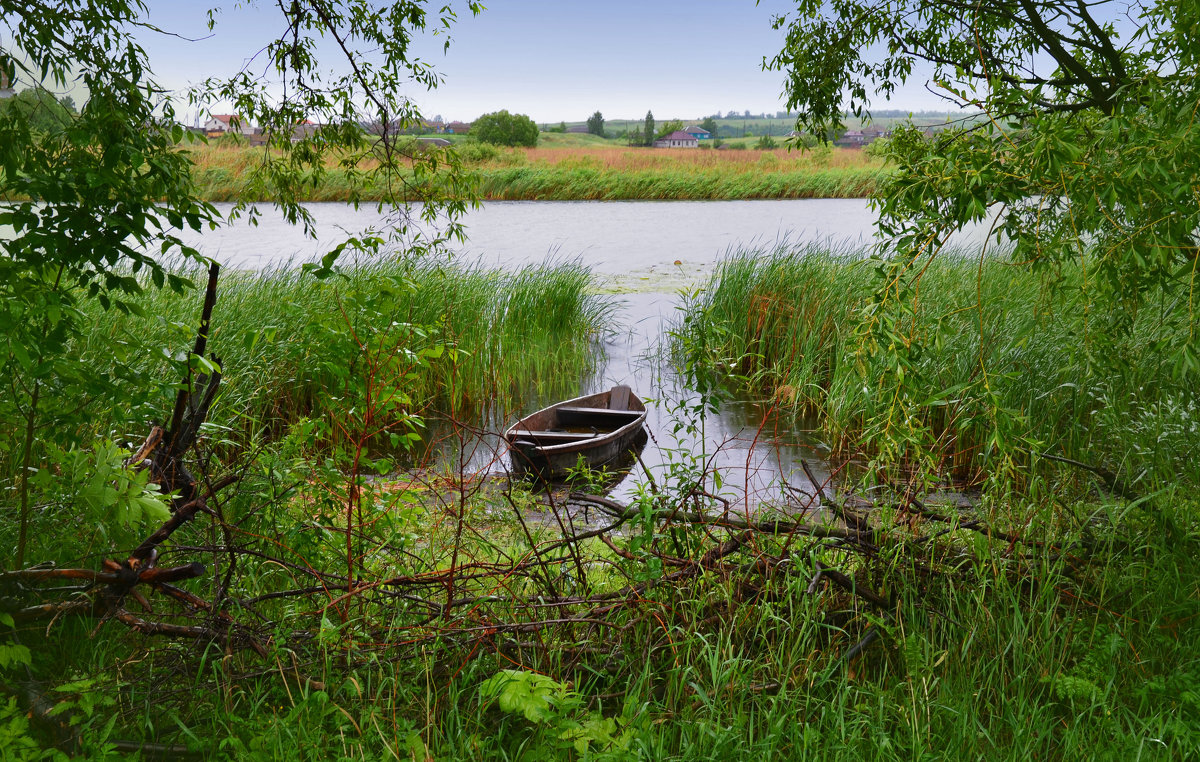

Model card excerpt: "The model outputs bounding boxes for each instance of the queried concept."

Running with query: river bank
[187,139,888,202]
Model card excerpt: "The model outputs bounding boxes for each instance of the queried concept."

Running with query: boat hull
[504,386,647,480]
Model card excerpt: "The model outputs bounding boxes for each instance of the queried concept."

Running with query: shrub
[454,141,501,164]
[863,135,891,158]
[472,110,539,147]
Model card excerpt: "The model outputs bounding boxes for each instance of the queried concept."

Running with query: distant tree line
[496,105,959,145]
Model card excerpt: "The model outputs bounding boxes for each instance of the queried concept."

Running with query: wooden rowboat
[504,385,648,479]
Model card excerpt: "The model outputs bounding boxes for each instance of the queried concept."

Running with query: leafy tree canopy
[472,110,539,147]
[1,0,479,299]
[0,87,74,133]
[0,0,480,565]
[655,120,685,141]
[587,110,605,137]
[768,0,1200,369]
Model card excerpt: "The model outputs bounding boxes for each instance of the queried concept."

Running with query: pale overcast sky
[133,0,951,125]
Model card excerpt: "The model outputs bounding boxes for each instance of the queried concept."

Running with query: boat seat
[555,406,643,426]
[508,429,598,443]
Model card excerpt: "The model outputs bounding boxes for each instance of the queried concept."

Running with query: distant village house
[203,114,326,144]
[683,125,711,140]
[289,120,321,142]
[833,128,886,148]
[203,114,255,138]
[653,130,698,148]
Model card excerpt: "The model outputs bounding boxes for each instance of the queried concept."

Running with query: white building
[652,130,698,148]
[203,114,255,136]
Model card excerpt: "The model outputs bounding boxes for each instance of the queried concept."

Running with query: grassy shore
[6,229,1199,760]
[3,244,1199,760]
[187,137,887,201]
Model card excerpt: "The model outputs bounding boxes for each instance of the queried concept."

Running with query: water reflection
[412,287,834,511]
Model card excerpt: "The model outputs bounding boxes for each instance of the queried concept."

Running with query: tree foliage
[472,110,539,147]
[769,1,1199,340]
[587,110,605,137]
[0,0,480,566]
[768,0,1200,478]
[655,120,685,141]
[643,110,655,147]
[197,0,480,240]
[0,87,74,133]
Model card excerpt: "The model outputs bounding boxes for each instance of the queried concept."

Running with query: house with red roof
[203,114,255,137]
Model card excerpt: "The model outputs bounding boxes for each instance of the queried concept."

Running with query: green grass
[190,163,885,202]
[5,237,1199,762]
[187,140,887,202]
[0,257,610,484]
[140,257,602,430]
[534,132,612,147]
[189,165,885,202]
[470,165,882,200]
[11,480,1198,760]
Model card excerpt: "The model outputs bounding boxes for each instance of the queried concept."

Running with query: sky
[130,0,952,126]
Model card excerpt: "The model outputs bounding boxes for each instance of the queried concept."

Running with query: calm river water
[183,200,986,505]
[191,199,886,272]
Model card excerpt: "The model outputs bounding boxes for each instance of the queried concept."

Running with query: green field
[189,136,888,201]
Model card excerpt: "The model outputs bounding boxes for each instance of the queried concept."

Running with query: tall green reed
[11,256,610,470]
[472,166,885,201]
[681,241,1199,490]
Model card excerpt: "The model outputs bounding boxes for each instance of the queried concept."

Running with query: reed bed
[471,165,882,200]
[7,224,1198,762]
[682,241,1200,487]
[70,257,610,455]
